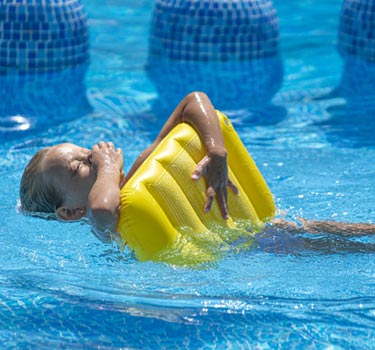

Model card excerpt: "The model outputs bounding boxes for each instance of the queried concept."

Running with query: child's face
[40,143,96,209]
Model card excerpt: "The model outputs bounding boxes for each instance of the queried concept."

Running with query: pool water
[1,0,375,349]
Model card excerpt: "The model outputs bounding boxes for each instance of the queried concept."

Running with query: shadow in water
[316,0,375,148]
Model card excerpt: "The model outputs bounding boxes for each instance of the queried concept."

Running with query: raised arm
[87,142,124,240]
[126,91,238,218]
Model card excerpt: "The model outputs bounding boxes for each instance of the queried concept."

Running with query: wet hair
[20,148,64,215]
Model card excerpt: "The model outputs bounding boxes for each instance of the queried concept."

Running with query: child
[20,92,375,243]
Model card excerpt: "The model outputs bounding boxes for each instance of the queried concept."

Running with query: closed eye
[72,161,82,176]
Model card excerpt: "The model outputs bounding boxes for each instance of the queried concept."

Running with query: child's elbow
[185,91,209,102]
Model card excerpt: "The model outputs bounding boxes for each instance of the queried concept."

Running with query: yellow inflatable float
[117,111,276,265]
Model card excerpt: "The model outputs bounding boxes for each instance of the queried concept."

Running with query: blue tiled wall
[337,0,375,101]
[149,0,279,61]
[0,0,89,74]
[338,0,375,61]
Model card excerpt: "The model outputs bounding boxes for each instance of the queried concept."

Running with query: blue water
[1,0,375,348]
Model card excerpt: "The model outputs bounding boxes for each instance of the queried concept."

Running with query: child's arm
[86,142,124,237]
[125,91,238,219]
[271,218,375,236]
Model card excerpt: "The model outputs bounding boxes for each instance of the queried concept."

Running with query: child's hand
[91,142,124,180]
[192,151,238,219]
[87,142,124,234]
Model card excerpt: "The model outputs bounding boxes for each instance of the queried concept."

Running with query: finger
[217,187,229,219]
[107,142,114,149]
[98,141,106,149]
[204,187,215,213]
[192,166,203,181]
[228,179,239,195]
[192,157,209,181]
[116,147,122,155]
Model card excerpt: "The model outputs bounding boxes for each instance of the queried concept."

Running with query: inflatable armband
[117,111,276,265]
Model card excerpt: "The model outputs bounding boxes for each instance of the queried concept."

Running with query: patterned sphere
[0,0,89,74]
[149,0,279,61]
[338,0,375,61]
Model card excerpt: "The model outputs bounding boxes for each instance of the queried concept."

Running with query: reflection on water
[0,65,92,141]
[321,101,375,148]
[147,56,284,115]
[322,58,375,148]
[315,0,375,148]
[0,0,91,141]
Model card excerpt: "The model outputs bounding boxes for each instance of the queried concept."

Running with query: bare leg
[270,218,375,236]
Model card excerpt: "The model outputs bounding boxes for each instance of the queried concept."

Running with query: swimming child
[20,92,375,244]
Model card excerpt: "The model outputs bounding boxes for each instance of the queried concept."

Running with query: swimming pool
[1,0,375,348]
